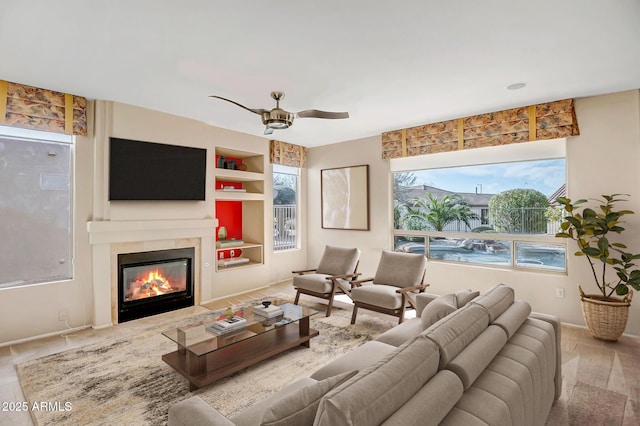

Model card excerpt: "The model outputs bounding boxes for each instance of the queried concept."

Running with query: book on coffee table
[253,304,283,318]
[207,316,248,332]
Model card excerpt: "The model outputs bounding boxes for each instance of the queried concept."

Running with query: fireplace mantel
[87,219,217,244]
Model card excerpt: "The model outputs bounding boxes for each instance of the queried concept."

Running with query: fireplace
[117,247,195,322]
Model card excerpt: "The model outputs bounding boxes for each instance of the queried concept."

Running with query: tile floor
[1,281,638,425]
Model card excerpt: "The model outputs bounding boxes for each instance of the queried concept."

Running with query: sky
[408,158,566,197]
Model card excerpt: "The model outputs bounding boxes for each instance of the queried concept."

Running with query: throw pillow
[260,370,358,426]
[420,293,457,330]
[455,289,480,308]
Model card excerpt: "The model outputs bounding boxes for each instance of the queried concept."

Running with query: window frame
[389,139,568,274]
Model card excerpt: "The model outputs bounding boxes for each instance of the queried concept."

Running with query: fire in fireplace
[118,247,195,322]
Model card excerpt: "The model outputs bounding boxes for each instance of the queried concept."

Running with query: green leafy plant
[555,194,640,299]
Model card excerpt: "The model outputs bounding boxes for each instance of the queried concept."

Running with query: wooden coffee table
[162,302,319,390]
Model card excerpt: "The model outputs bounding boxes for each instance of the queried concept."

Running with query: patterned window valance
[270,140,307,168]
[381,99,579,159]
[0,80,87,136]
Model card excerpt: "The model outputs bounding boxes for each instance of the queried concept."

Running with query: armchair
[350,250,427,324]
[292,245,361,316]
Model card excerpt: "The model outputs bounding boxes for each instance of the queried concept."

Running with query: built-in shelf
[214,191,264,201]
[214,146,266,274]
[215,168,263,182]
[215,243,263,272]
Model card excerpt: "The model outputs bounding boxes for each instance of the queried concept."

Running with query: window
[273,165,299,251]
[0,126,73,288]
[393,156,567,271]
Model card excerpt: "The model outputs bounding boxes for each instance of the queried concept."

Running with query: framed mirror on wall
[321,164,369,230]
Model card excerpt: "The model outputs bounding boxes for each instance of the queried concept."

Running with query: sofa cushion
[376,318,422,347]
[492,300,531,339]
[259,370,358,426]
[423,303,490,369]
[441,386,512,426]
[446,325,507,390]
[381,370,463,426]
[314,335,440,426]
[231,378,317,426]
[168,396,235,426]
[471,284,514,321]
[310,340,396,381]
[316,246,360,276]
[420,293,457,330]
[455,289,480,307]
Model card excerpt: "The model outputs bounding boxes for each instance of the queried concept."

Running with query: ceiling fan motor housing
[262,109,294,129]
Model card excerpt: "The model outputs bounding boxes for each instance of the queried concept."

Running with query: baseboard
[0,324,93,348]
[560,320,639,339]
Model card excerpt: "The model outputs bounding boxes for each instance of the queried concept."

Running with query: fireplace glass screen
[123,260,188,302]
[117,247,195,322]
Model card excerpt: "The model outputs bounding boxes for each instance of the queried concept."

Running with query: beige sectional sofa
[169,284,561,425]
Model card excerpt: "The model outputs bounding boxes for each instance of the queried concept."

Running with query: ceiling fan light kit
[209,91,348,135]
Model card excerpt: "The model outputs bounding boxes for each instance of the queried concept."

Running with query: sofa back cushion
[316,246,360,276]
[492,300,531,339]
[258,370,358,426]
[314,335,439,426]
[420,294,458,330]
[446,325,508,390]
[423,303,490,370]
[471,284,514,321]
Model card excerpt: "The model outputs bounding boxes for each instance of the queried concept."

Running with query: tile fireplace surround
[87,219,216,327]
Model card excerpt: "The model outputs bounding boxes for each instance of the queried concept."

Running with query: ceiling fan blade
[209,95,267,115]
[296,109,349,119]
[264,126,274,135]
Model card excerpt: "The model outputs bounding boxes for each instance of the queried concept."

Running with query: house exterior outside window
[0,126,74,288]
[273,165,299,251]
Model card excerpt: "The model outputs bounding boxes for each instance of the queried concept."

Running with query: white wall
[306,90,640,337]
[307,135,391,278]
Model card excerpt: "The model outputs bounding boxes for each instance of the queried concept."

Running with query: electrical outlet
[58,310,68,321]
[555,288,565,299]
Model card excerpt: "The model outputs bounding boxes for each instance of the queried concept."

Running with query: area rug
[16,300,396,425]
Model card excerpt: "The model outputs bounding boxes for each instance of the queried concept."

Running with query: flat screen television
[109,137,207,201]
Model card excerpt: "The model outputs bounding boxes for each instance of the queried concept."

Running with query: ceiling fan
[209,91,349,135]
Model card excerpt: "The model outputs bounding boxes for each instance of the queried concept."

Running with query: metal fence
[408,207,562,235]
[274,204,297,251]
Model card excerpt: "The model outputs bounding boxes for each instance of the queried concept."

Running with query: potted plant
[555,194,639,341]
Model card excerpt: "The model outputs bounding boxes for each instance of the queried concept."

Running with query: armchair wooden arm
[325,272,362,281]
[292,268,318,275]
[350,277,374,288]
[395,284,427,294]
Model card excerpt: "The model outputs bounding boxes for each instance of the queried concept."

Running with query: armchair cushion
[316,246,360,276]
[421,293,458,330]
[351,284,403,310]
[292,273,333,294]
[373,251,426,288]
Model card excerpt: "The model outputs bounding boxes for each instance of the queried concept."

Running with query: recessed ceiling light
[506,82,527,91]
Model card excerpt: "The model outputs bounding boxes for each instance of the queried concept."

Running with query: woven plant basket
[578,285,633,342]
